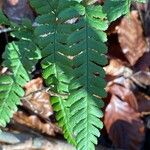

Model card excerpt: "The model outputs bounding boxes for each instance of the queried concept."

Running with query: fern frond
[66,4,108,150]
[30,0,76,144]
[0,42,29,128]
[0,40,41,128]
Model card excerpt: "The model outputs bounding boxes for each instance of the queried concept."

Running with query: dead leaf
[104,95,145,150]
[23,78,53,119]
[131,71,150,87]
[107,84,138,110]
[104,58,131,77]
[116,11,148,65]
[13,111,60,136]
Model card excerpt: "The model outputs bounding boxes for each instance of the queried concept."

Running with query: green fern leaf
[0,42,29,128]
[3,41,41,78]
[3,42,30,85]
[11,19,35,40]
[51,97,76,145]
[30,0,76,145]
[10,20,42,74]
[0,40,41,128]
[103,0,131,22]
[66,4,108,150]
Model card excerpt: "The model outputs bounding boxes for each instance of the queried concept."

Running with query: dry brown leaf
[107,70,150,114]
[104,58,131,77]
[131,71,150,87]
[23,78,53,119]
[104,95,145,150]
[116,11,148,66]
[107,84,138,111]
[13,111,60,136]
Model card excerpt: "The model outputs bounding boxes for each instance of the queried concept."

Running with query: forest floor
[0,0,150,150]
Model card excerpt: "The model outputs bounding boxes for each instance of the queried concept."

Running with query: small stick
[22,87,68,100]
[0,27,12,34]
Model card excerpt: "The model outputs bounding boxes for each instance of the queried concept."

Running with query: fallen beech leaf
[104,95,145,150]
[23,78,53,119]
[13,111,60,136]
[107,84,138,110]
[107,76,136,92]
[3,0,34,23]
[116,11,148,66]
[104,58,132,77]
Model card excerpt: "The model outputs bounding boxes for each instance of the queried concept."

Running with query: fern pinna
[65,4,108,150]
[0,13,41,128]
[29,0,76,145]
[0,40,40,128]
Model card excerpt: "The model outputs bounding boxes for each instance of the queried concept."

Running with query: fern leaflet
[103,0,131,22]
[0,42,29,128]
[0,22,41,128]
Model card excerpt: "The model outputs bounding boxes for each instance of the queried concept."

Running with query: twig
[0,27,12,34]
[21,87,69,100]
[47,89,69,99]
[21,87,50,100]
[141,112,150,116]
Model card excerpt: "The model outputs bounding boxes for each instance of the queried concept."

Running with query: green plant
[0,0,146,149]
